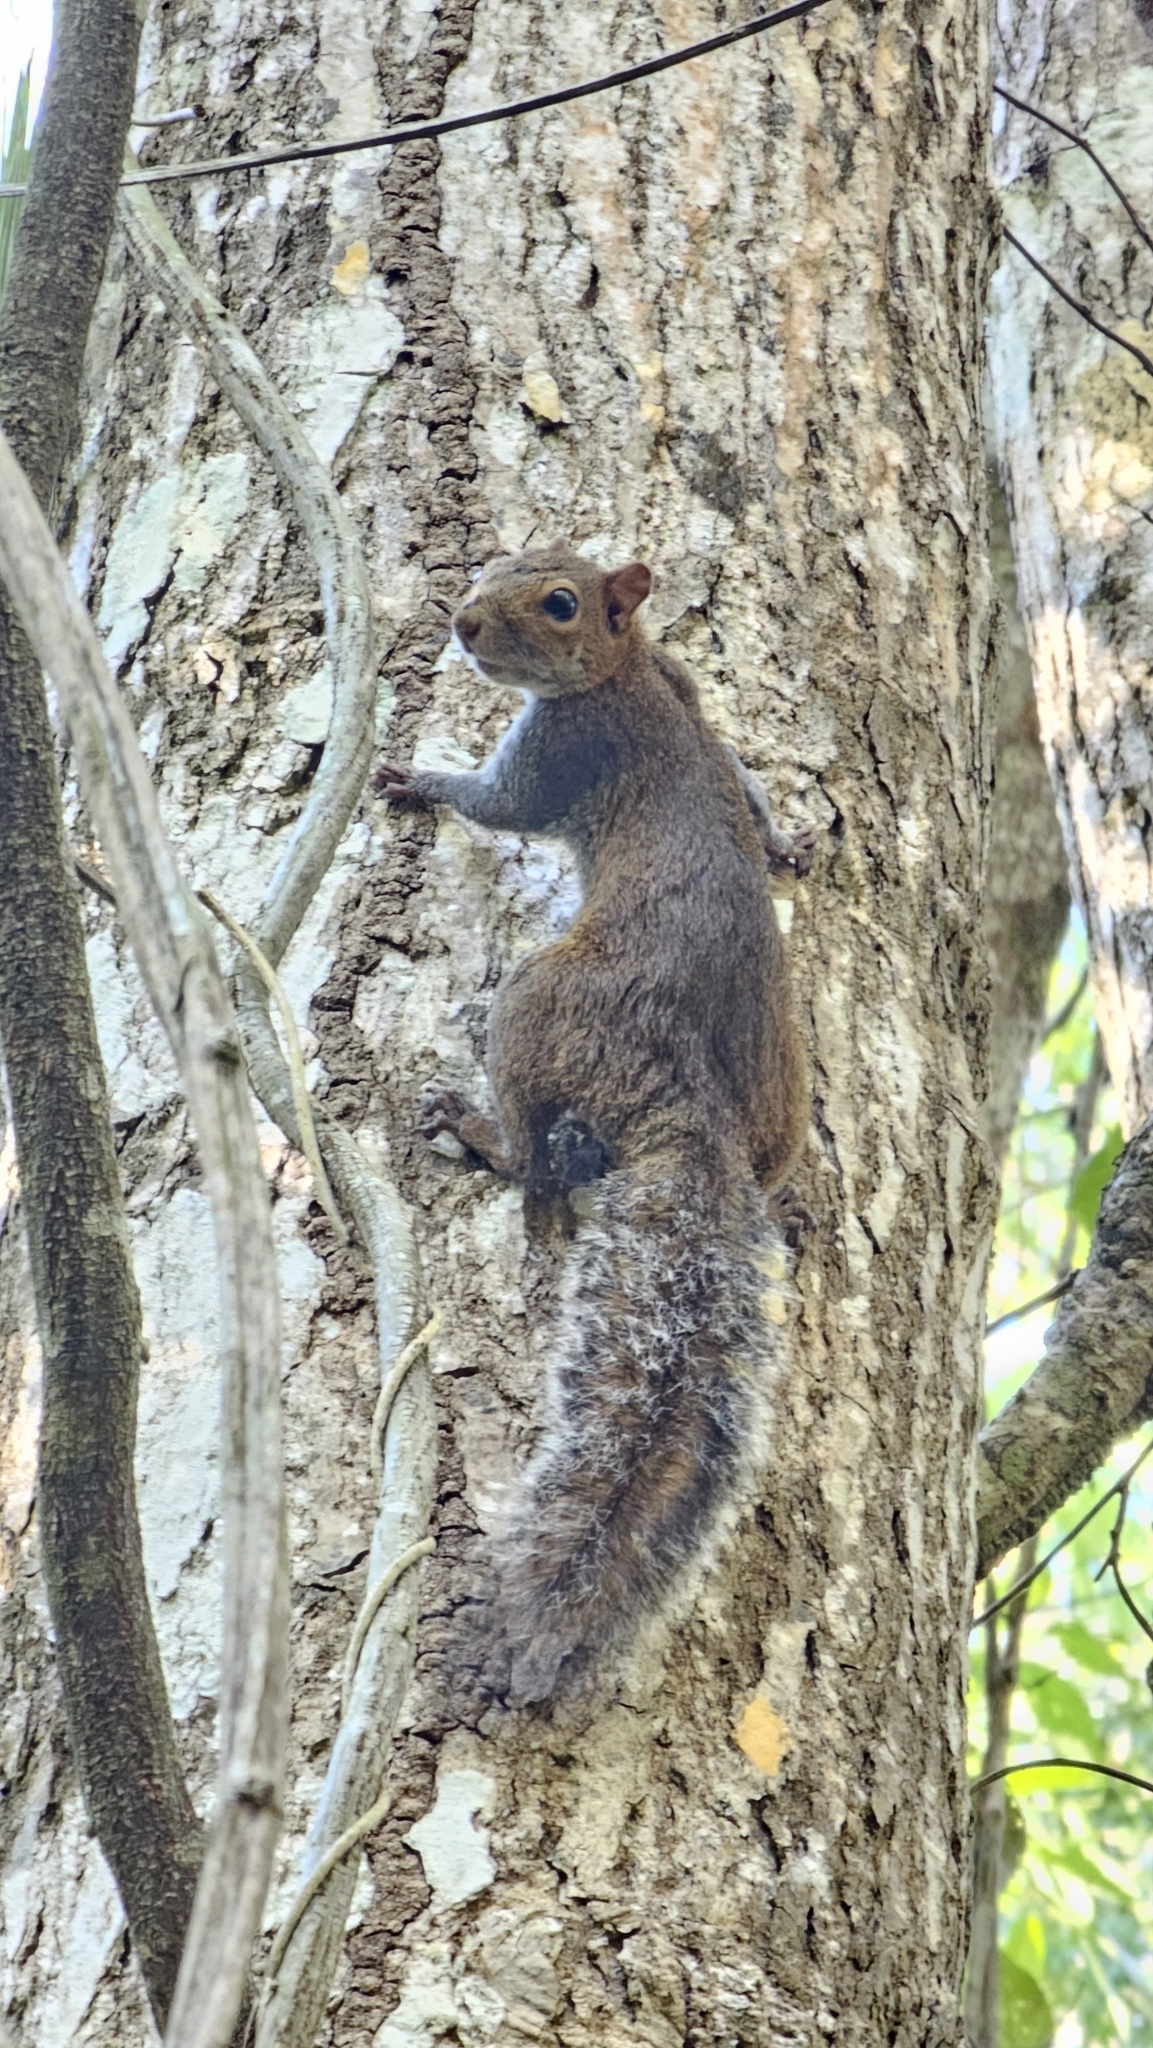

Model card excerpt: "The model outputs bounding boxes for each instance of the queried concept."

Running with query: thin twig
[77,859,350,1248]
[0,0,833,198]
[973,1756,1153,1797]
[973,1429,1153,1628]
[1057,1029,1106,1280]
[341,1538,435,1712]
[73,854,118,905]
[263,1786,393,1989]
[118,177,377,985]
[132,106,202,128]
[1113,1556,1153,1646]
[197,887,347,1244]
[967,1537,1037,2042]
[1098,1481,1153,1646]
[994,85,1153,263]
[1003,228,1153,383]
[1042,967,1089,1043]
[371,1309,441,1477]
[0,426,287,2048]
[986,1272,1076,1336]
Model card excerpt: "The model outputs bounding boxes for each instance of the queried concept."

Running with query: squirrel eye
[541,587,578,622]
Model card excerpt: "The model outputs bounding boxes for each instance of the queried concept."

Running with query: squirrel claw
[418,1089,474,1142]
[769,1186,816,1249]
[373,762,430,806]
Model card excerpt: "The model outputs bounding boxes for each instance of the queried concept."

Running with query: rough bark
[0,0,203,2027]
[978,0,1153,1564]
[0,0,995,2037]
[115,172,438,2043]
[0,421,292,2048]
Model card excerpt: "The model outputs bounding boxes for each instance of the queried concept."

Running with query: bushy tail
[497,1147,785,1703]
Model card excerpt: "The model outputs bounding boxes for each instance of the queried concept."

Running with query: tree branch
[973,1428,1153,1628]
[0,0,202,2023]
[977,1114,1153,1577]
[0,426,287,2048]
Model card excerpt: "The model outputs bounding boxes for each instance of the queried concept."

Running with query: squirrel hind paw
[546,1111,613,1193]
[506,1637,590,1709]
[763,821,818,880]
[767,1183,816,1248]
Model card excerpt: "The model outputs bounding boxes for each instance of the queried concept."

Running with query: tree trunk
[988,0,1153,1133]
[977,0,1153,1577]
[0,0,996,2036]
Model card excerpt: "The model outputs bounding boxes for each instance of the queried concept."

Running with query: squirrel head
[451,544,652,695]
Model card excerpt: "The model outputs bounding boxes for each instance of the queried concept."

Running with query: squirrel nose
[455,607,482,645]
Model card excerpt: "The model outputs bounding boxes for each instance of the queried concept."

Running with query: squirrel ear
[604,561,652,632]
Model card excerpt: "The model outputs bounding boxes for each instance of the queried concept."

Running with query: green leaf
[1004,1911,1046,1976]
[1019,1668,1103,1756]
[1052,1840,1132,1906]
[1070,1123,1124,1236]
[1051,1620,1124,1679]
[999,1953,1054,2048]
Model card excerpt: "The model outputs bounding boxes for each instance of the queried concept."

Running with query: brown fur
[377,544,810,1699]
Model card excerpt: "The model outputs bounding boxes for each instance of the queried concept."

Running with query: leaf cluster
[975,922,1153,2048]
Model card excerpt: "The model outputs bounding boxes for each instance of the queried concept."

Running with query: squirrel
[376,543,812,1703]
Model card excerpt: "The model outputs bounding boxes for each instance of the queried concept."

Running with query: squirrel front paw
[373,762,433,807]
[418,1091,514,1177]
[418,1089,475,1143]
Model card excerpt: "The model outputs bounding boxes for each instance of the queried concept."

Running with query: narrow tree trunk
[988,0,1153,1132]
[0,0,202,2024]
[0,0,996,2035]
